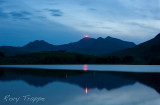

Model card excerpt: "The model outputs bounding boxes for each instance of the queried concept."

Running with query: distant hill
[0,36,136,56]
[106,33,160,59]
[22,40,57,52]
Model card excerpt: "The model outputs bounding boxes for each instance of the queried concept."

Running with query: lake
[0,64,160,72]
[0,65,160,105]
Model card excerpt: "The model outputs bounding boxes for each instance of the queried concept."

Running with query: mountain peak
[31,40,47,43]
[22,40,55,52]
[84,35,89,38]
[22,40,50,47]
[105,36,120,41]
[26,39,53,45]
[80,36,95,40]
[97,37,104,40]
[105,36,112,39]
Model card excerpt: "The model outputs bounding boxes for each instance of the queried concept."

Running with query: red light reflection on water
[83,64,88,71]
[85,87,88,94]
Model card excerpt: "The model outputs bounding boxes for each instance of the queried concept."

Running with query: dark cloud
[0,10,32,20]
[88,8,97,11]
[45,9,63,17]
[37,16,46,19]
[9,11,32,20]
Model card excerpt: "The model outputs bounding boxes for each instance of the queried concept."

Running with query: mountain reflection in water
[0,67,160,93]
[0,67,160,105]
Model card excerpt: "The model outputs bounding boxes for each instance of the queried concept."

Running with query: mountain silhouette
[107,33,160,59]
[58,36,136,55]
[22,40,57,52]
[0,36,136,56]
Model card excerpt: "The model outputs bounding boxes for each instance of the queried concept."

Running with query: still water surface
[0,65,160,105]
[0,65,160,72]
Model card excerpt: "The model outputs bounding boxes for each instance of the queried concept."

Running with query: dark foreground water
[0,65,160,105]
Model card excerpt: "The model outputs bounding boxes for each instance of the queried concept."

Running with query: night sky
[0,0,160,46]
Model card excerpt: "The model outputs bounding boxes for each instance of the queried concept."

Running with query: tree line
[0,51,159,65]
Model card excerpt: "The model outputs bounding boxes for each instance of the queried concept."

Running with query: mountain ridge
[0,36,136,56]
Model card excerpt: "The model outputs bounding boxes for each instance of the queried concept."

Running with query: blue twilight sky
[0,0,160,46]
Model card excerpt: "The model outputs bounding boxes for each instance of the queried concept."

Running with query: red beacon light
[84,34,89,38]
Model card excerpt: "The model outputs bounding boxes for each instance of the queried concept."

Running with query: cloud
[0,0,160,45]
[9,11,32,20]
[45,9,63,17]
[0,9,32,20]
[88,8,97,11]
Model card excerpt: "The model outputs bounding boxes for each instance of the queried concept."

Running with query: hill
[22,40,57,52]
[106,33,160,64]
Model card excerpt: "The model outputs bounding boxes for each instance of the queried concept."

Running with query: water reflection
[83,64,88,71]
[85,87,88,94]
[0,68,135,90]
[0,67,160,105]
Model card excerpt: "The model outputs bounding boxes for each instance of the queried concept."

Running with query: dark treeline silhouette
[0,51,158,65]
[0,52,5,57]
[149,58,160,65]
